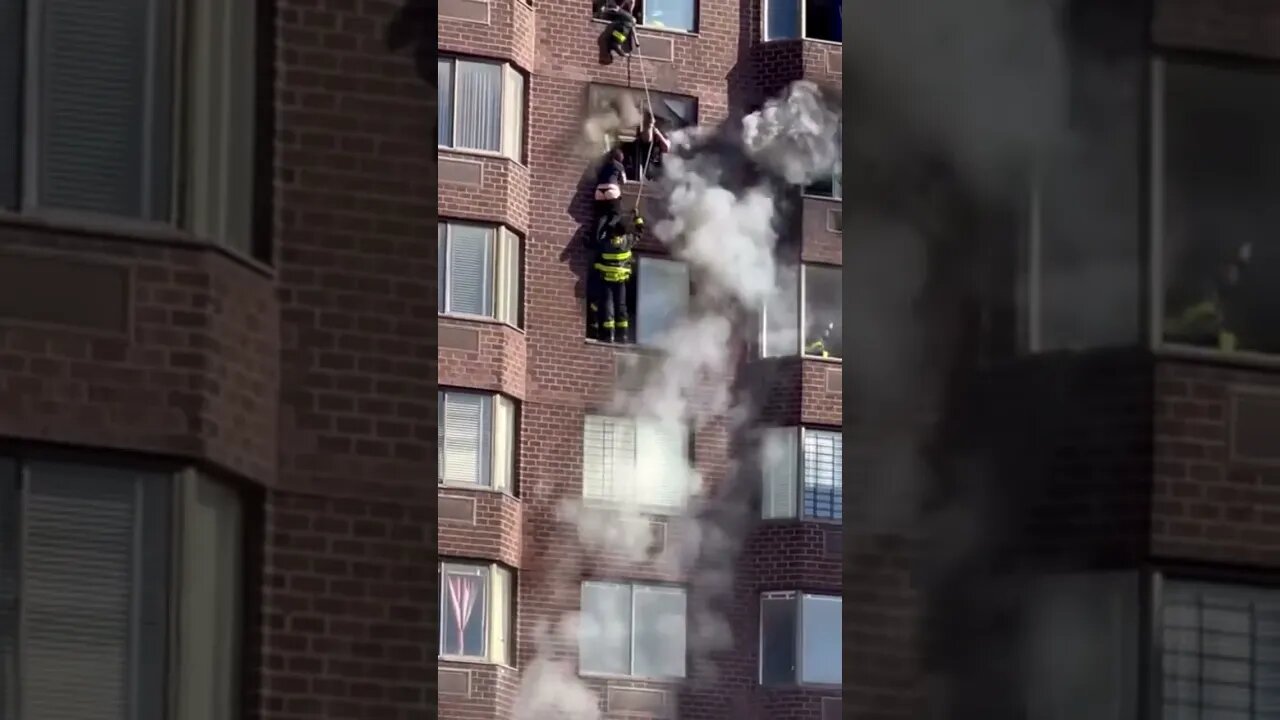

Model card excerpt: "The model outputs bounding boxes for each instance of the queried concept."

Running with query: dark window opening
[585,255,690,346]
[587,86,697,182]
[766,0,842,43]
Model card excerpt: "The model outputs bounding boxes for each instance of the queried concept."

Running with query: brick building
[439,0,843,719]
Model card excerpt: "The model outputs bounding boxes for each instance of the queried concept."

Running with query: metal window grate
[1162,583,1280,719]
[802,429,842,521]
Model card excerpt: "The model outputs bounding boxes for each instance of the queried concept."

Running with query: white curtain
[454,61,502,152]
[446,224,494,317]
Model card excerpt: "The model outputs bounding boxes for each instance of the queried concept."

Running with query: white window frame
[760,426,842,523]
[12,0,259,253]
[438,389,516,493]
[438,220,522,327]
[438,55,526,161]
[762,0,842,43]
[0,459,244,720]
[581,413,690,511]
[438,561,512,665]
[579,580,688,679]
[758,591,842,686]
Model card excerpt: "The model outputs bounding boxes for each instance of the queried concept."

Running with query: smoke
[510,81,841,717]
[580,93,644,159]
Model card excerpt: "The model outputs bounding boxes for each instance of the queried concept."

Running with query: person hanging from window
[599,0,639,61]
[1165,241,1252,352]
[594,147,628,240]
[635,110,671,180]
[589,212,644,343]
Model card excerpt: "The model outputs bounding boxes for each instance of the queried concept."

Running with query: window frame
[634,254,693,347]
[1153,573,1280,719]
[592,0,700,35]
[762,0,842,44]
[438,219,523,328]
[438,560,513,665]
[585,84,699,181]
[438,54,527,161]
[437,388,517,493]
[758,591,842,687]
[9,0,265,259]
[579,580,688,680]
[760,426,843,523]
[0,455,245,720]
[581,412,691,512]
[802,167,843,201]
[1147,54,1280,365]
[759,262,842,360]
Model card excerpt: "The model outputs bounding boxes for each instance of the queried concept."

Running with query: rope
[629,40,656,213]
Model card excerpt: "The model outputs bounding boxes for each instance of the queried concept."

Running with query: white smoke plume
[510,80,842,717]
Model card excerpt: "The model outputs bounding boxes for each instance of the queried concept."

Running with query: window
[438,56,525,159]
[803,264,842,359]
[439,561,511,664]
[0,460,243,720]
[1160,580,1280,719]
[582,414,689,510]
[438,221,522,326]
[636,256,691,346]
[586,85,698,180]
[761,263,842,359]
[0,0,262,257]
[764,0,842,42]
[580,581,686,678]
[760,426,842,521]
[1156,60,1280,356]
[592,0,697,33]
[438,390,516,491]
[760,592,842,685]
[805,165,843,199]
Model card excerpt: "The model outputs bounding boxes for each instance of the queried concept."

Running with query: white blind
[454,60,501,152]
[440,391,491,485]
[761,427,798,519]
[445,223,495,317]
[21,466,137,720]
[637,258,690,346]
[583,415,636,503]
[437,59,454,146]
[802,429,842,520]
[634,420,687,509]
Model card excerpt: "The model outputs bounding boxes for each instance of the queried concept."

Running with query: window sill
[589,17,699,38]
[578,670,685,684]
[802,353,843,364]
[581,498,684,517]
[439,147,527,170]
[1155,341,1280,372]
[440,313,526,335]
[760,517,843,526]
[438,482,515,497]
[584,339,665,354]
[439,655,514,670]
[760,681,843,691]
[801,193,841,203]
[0,209,273,278]
[760,36,843,48]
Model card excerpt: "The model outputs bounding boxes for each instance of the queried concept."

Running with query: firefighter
[600,0,638,60]
[590,213,644,343]
[1165,241,1251,352]
[805,321,838,358]
[594,147,627,240]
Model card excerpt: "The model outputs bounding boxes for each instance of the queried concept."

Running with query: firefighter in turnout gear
[805,321,838,358]
[1165,241,1252,352]
[598,0,638,61]
[590,213,644,343]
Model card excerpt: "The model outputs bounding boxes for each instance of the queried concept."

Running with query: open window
[1155,59,1280,357]
[804,165,842,200]
[585,254,690,346]
[592,0,697,33]
[587,84,698,181]
[764,0,842,42]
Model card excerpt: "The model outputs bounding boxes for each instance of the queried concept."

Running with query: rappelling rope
[628,40,656,213]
